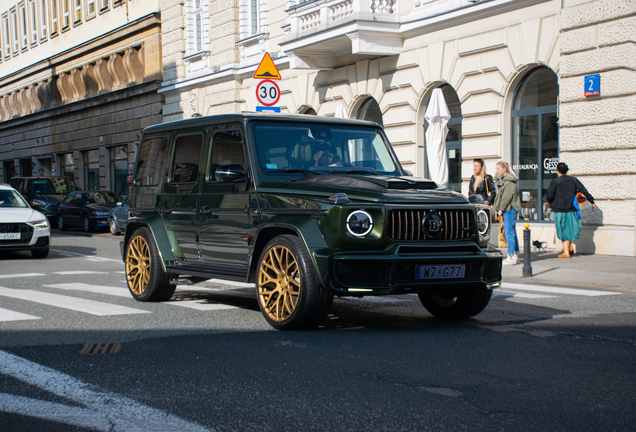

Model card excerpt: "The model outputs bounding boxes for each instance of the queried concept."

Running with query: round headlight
[346,210,374,237]
[477,209,490,236]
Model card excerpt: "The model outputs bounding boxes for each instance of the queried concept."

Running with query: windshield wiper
[331,169,381,175]
[267,168,325,175]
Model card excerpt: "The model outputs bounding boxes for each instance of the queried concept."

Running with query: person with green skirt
[546,162,595,258]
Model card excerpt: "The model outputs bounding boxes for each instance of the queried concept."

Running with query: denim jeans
[503,208,520,256]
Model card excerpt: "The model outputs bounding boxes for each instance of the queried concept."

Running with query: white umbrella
[335,105,348,119]
[424,88,451,187]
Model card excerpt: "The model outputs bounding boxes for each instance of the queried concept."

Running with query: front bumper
[314,243,503,295]
[0,235,49,252]
[90,215,110,227]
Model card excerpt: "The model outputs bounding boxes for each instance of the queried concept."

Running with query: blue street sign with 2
[256,106,281,113]
[584,74,600,97]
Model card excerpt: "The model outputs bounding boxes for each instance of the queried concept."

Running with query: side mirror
[215,165,247,183]
[403,169,414,177]
[117,202,122,206]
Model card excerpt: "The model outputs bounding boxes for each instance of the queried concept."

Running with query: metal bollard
[523,223,532,277]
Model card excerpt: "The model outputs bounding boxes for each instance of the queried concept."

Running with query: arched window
[424,84,462,192]
[511,67,559,221]
[356,97,383,126]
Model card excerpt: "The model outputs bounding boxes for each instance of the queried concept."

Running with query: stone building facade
[0,0,163,196]
[157,0,633,256]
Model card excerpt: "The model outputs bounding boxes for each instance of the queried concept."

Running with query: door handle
[163,207,172,215]
[201,206,212,215]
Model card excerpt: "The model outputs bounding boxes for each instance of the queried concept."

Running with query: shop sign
[513,164,538,171]
[543,157,559,174]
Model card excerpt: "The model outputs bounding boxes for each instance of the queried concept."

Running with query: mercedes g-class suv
[122,114,503,330]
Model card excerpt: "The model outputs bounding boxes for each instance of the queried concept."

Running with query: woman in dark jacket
[468,159,496,204]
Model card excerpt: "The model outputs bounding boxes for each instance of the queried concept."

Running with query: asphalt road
[1,230,635,431]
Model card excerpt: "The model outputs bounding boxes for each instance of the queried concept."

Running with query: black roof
[142,112,379,134]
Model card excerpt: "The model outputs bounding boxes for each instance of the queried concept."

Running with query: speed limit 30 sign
[256,79,280,107]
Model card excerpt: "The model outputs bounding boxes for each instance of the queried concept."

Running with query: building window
[20,158,32,176]
[2,16,9,58]
[87,0,95,15]
[74,0,81,23]
[29,0,37,45]
[19,4,28,49]
[186,0,208,55]
[110,146,129,195]
[250,0,260,35]
[84,149,99,190]
[194,0,202,52]
[50,0,58,34]
[356,97,383,127]
[100,0,108,11]
[423,85,463,193]
[11,9,19,53]
[62,153,75,181]
[511,67,559,221]
[3,161,16,183]
[61,0,70,29]
[39,0,47,39]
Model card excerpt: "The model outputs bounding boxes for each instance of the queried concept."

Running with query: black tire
[256,234,333,330]
[418,289,492,319]
[110,218,121,236]
[31,247,50,259]
[58,215,68,231]
[125,227,175,302]
[83,215,93,233]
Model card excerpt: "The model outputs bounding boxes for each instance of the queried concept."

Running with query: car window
[171,135,203,183]
[251,122,401,175]
[85,192,121,204]
[210,130,246,179]
[135,137,168,186]
[32,178,74,194]
[0,190,28,208]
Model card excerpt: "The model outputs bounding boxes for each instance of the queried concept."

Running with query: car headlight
[346,210,374,237]
[30,219,49,228]
[477,209,490,236]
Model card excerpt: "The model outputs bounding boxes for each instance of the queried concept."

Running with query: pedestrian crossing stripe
[500,283,621,297]
[253,52,281,80]
[0,307,40,322]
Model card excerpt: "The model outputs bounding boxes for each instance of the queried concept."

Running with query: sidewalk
[502,249,636,292]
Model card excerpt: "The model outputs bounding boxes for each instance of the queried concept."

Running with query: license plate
[0,233,20,240]
[415,264,465,280]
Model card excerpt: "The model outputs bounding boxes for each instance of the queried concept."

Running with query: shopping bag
[497,217,507,248]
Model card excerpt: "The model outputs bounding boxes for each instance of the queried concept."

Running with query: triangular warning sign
[253,53,281,80]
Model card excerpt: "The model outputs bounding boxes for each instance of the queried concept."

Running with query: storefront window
[512,68,559,221]
[110,146,129,195]
[424,84,462,192]
[62,153,75,181]
[20,159,32,177]
[356,97,383,127]
[84,149,99,190]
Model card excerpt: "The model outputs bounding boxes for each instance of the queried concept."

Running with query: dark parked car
[121,113,503,330]
[9,177,76,226]
[109,195,130,235]
[58,191,123,232]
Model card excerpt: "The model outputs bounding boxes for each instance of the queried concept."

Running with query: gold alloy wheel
[258,245,301,321]
[126,235,151,295]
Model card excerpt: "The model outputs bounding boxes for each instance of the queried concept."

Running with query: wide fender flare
[124,215,177,271]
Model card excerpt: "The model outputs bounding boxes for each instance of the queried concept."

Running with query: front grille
[484,259,502,282]
[334,260,391,287]
[388,209,473,241]
[0,223,33,245]
[395,260,484,283]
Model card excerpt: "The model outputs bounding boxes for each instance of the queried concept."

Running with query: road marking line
[493,290,556,299]
[43,283,130,298]
[0,287,150,316]
[0,350,211,432]
[53,271,109,275]
[0,273,46,279]
[501,282,622,297]
[167,300,238,311]
[0,307,41,322]
[51,249,121,262]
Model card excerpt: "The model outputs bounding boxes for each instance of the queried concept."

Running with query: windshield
[32,178,75,195]
[0,190,29,208]
[251,122,402,176]
[85,192,121,204]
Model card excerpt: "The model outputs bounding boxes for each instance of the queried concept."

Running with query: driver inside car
[312,143,343,168]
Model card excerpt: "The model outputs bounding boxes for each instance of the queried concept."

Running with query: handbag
[497,216,508,248]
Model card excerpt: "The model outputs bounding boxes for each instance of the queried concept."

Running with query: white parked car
[0,184,51,258]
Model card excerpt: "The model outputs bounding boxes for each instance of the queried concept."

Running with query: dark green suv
[122,114,503,330]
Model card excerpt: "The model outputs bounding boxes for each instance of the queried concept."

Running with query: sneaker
[512,256,519,265]
[502,257,516,266]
